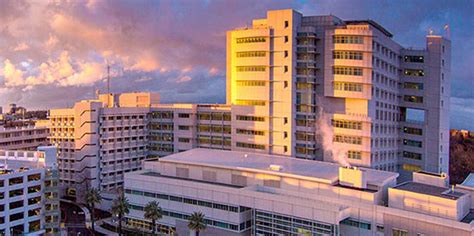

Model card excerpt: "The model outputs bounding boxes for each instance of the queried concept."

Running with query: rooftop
[345,20,393,38]
[159,148,398,187]
[393,182,467,200]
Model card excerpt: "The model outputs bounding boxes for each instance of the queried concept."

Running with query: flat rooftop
[159,148,398,186]
[394,182,467,200]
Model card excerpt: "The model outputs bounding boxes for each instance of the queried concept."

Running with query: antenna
[106,60,111,94]
[444,24,450,39]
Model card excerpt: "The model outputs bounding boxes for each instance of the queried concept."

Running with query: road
[61,201,96,236]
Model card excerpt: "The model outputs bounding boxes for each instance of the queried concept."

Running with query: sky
[0,0,473,130]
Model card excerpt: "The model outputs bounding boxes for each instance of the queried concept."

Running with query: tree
[85,188,102,233]
[111,194,130,236]
[144,201,163,235]
[187,211,207,236]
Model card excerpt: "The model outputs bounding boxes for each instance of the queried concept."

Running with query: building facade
[0,146,60,236]
[123,149,473,236]
[225,9,450,180]
[0,125,49,151]
[49,93,158,201]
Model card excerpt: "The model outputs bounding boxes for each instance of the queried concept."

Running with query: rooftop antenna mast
[106,60,111,94]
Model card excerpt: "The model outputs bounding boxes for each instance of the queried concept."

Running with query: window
[284,50,288,57]
[340,218,371,230]
[284,21,289,28]
[404,55,424,63]
[10,200,24,209]
[284,65,288,72]
[332,119,362,130]
[236,80,265,86]
[333,35,364,44]
[263,179,281,188]
[235,100,266,106]
[333,66,363,76]
[403,82,424,90]
[348,151,362,160]
[284,36,288,43]
[178,113,190,118]
[334,82,363,92]
[333,51,363,60]
[9,177,23,185]
[403,151,422,160]
[236,51,266,57]
[404,139,422,148]
[178,125,190,130]
[236,37,266,44]
[28,174,41,181]
[404,69,424,77]
[178,137,190,143]
[236,66,266,72]
[404,95,423,103]
[404,127,422,135]
[236,142,265,150]
[392,228,409,236]
[9,189,23,198]
[9,212,24,222]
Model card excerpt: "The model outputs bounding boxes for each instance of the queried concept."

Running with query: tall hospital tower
[49,9,450,200]
[226,9,450,180]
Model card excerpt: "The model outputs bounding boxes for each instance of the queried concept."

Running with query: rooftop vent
[339,166,367,189]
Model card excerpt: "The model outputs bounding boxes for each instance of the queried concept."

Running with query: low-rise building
[0,146,60,235]
[0,125,49,151]
[123,149,473,236]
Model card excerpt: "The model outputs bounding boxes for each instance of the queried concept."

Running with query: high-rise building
[0,146,60,236]
[225,9,450,180]
[121,149,473,236]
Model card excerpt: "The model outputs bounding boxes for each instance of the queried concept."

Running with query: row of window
[340,218,371,230]
[404,95,423,103]
[333,67,363,76]
[197,112,231,121]
[334,82,363,92]
[235,100,266,106]
[236,142,265,150]
[334,51,363,60]
[236,80,266,86]
[0,173,41,187]
[125,188,251,213]
[236,51,266,57]
[236,66,266,72]
[404,55,424,63]
[236,115,265,122]
[295,131,315,142]
[236,37,266,44]
[404,127,423,135]
[197,125,232,134]
[403,139,422,148]
[236,128,265,136]
[332,119,363,130]
[403,151,422,160]
[333,35,364,44]
[347,151,362,160]
[403,82,424,90]
[150,112,173,119]
[334,135,362,145]
[404,69,424,77]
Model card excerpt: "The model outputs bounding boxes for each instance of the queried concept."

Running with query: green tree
[85,188,102,233]
[187,211,207,236]
[111,194,130,236]
[144,201,163,235]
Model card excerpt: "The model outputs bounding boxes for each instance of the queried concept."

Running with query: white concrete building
[123,149,473,236]
[0,125,49,151]
[49,92,157,201]
[0,146,60,235]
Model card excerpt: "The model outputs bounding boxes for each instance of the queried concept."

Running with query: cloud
[176,76,192,83]
[13,42,29,51]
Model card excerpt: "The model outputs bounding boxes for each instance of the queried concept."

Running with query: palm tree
[111,194,130,236]
[144,201,163,235]
[85,188,102,233]
[188,211,207,236]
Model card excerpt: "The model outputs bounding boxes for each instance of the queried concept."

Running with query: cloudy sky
[0,0,472,130]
